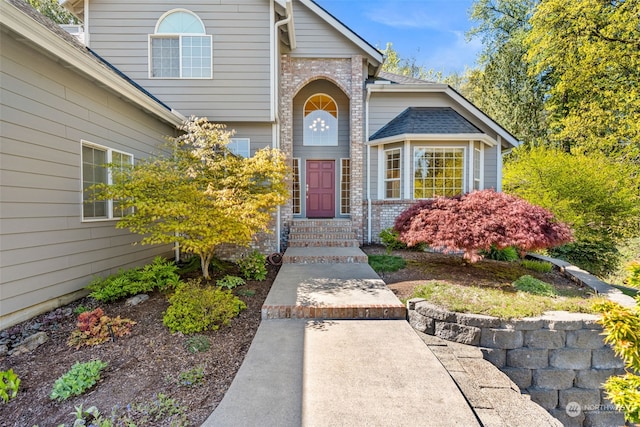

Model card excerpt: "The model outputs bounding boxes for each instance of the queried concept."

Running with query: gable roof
[2,0,184,127]
[370,107,482,141]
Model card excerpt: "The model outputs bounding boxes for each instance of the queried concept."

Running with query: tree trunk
[200,252,212,280]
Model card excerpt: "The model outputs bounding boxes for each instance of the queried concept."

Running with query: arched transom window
[304,94,338,146]
[150,9,212,79]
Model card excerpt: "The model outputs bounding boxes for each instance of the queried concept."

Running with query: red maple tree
[394,190,573,262]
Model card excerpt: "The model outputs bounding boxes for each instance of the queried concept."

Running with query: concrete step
[288,239,360,248]
[290,219,352,227]
[261,263,405,320]
[289,232,357,240]
[282,247,368,264]
[289,226,355,233]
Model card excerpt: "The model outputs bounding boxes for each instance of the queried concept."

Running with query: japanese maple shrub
[394,190,573,263]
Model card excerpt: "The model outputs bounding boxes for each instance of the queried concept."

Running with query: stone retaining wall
[408,300,626,426]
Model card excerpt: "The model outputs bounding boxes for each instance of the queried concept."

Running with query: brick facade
[279,55,366,248]
[368,200,416,243]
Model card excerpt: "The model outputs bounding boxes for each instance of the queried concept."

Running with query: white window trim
[229,137,251,158]
[383,148,402,200]
[81,141,133,222]
[339,158,351,215]
[149,9,212,80]
[412,145,467,199]
[292,158,302,216]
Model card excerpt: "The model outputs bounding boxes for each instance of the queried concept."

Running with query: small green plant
[237,250,267,281]
[236,289,256,297]
[67,308,136,349]
[0,369,20,404]
[216,275,245,290]
[132,393,188,425]
[73,305,90,316]
[513,275,556,297]
[88,257,180,302]
[185,335,210,354]
[50,360,108,401]
[163,279,247,334]
[626,260,640,288]
[520,259,553,273]
[368,254,406,273]
[594,299,640,423]
[178,366,205,387]
[480,245,520,262]
[70,404,112,427]
[379,228,408,253]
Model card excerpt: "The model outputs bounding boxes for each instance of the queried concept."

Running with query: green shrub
[379,228,407,253]
[216,275,245,290]
[50,360,108,401]
[185,335,210,354]
[520,259,553,273]
[626,261,640,288]
[480,245,519,262]
[513,275,556,297]
[549,239,621,277]
[163,279,247,334]
[368,255,406,273]
[0,369,20,404]
[88,257,180,302]
[237,250,267,281]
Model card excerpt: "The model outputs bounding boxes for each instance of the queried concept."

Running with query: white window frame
[81,141,133,222]
[149,9,212,79]
[412,146,466,199]
[292,158,301,215]
[472,141,483,191]
[340,158,351,215]
[228,138,250,158]
[384,148,402,200]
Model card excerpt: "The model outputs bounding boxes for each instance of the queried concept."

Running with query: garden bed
[0,263,278,427]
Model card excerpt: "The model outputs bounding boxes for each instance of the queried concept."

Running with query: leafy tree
[28,0,79,24]
[503,146,640,275]
[526,0,640,162]
[94,117,288,279]
[394,189,572,263]
[594,299,640,423]
[463,0,546,145]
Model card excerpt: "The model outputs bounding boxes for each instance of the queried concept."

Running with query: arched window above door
[303,94,338,146]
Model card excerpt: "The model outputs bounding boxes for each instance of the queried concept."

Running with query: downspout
[273,1,293,252]
[366,86,372,244]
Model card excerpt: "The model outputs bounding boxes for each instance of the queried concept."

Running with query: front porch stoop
[284,219,364,263]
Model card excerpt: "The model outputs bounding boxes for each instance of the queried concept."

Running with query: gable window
[384,148,401,199]
[150,10,212,79]
[82,142,133,221]
[228,138,250,158]
[303,94,338,146]
[414,147,464,198]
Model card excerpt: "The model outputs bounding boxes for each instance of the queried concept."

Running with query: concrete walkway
[203,247,559,427]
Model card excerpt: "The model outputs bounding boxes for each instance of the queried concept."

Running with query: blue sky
[313,0,480,75]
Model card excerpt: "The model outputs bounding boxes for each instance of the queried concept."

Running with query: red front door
[306,160,335,218]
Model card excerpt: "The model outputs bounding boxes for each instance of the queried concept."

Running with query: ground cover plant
[363,246,598,319]
[0,257,279,426]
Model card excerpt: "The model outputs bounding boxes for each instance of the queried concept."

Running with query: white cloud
[364,1,448,30]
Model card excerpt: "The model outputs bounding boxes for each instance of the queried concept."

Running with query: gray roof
[370,107,483,141]
[375,71,436,85]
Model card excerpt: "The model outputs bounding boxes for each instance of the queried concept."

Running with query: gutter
[366,85,372,244]
[272,0,294,252]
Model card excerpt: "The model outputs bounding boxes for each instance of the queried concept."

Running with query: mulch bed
[0,264,278,427]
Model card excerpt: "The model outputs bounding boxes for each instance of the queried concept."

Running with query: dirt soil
[361,245,590,300]
[0,264,278,427]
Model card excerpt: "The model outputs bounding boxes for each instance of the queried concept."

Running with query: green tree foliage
[93,118,288,279]
[28,0,79,24]
[380,43,462,86]
[526,0,640,162]
[503,146,640,275]
[463,0,546,145]
[594,299,640,423]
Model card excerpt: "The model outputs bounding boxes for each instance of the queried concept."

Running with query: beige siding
[223,122,274,155]
[483,145,499,190]
[87,0,272,121]
[0,34,175,323]
[292,1,367,58]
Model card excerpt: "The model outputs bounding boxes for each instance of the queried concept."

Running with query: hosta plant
[50,360,108,401]
[0,369,20,404]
